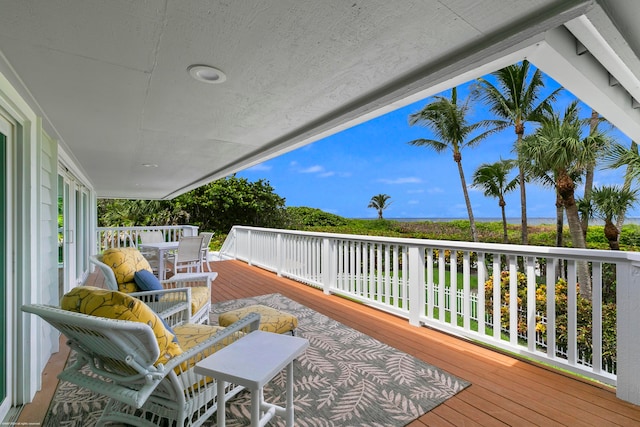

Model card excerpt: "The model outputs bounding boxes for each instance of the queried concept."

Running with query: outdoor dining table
[138,241,179,280]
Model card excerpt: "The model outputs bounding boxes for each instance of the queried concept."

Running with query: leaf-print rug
[44,293,470,426]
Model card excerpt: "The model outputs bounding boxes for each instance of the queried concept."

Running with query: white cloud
[408,200,420,205]
[300,165,325,173]
[407,189,424,194]
[427,187,445,194]
[377,177,422,184]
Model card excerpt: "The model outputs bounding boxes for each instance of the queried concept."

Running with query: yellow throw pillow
[102,247,153,290]
[61,286,183,366]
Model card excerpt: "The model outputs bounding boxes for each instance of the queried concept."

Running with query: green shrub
[484,273,616,372]
[283,207,348,228]
[619,224,640,248]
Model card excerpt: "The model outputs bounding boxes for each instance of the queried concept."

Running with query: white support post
[276,233,283,277]
[526,257,536,352]
[408,245,424,326]
[322,238,332,295]
[616,261,640,405]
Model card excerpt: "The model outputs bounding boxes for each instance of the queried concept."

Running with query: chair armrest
[130,288,191,327]
[162,272,217,292]
[163,312,261,373]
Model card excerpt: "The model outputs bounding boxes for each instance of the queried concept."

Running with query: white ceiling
[1,0,639,199]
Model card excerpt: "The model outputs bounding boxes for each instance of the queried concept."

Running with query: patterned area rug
[44,293,470,426]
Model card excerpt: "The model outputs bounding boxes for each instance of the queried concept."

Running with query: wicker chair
[22,289,260,427]
[90,249,214,325]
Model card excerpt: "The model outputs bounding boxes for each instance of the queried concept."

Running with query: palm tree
[518,101,605,299]
[519,152,567,248]
[604,140,640,233]
[591,185,638,250]
[473,60,562,244]
[407,87,501,242]
[472,160,518,243]
[368,194,392,219]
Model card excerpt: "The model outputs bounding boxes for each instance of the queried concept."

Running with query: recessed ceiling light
[142,163,158,168]
[188,64,227,84]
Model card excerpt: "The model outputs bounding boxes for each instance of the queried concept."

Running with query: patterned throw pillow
[102,247,154,293]
[60,286,183,366]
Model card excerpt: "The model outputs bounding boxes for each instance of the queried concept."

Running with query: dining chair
[172,236,204,274]
[199,232,215,272]
[139,231,166,275]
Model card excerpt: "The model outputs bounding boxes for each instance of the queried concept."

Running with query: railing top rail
[229,225,640,263]
[97,225,194,231]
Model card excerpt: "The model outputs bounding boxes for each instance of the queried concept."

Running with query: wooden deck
[22,259,640,426]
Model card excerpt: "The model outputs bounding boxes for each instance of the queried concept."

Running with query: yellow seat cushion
[173,323,244,382]
[218,305,298,334]
[190,287,210,315]
[173,323,226,352]
[158,286,209,317]
[61,286,183,366]
[102,247,153,293]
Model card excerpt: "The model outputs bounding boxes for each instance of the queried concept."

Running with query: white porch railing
[219,225,640,405]
[95,225,199,253]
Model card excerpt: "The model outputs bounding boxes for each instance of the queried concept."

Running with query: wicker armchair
[90,250,214,324]
[22,288,259,427]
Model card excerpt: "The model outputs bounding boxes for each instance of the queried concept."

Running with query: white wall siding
[38,129,59,370]
[0,68,96,413]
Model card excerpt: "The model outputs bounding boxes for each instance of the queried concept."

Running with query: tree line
[98,175,287,233]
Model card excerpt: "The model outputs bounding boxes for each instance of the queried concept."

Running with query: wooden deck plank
[438,393,511,427]
[210,260,640,426]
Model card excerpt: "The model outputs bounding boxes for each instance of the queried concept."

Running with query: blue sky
[237,71,634,220]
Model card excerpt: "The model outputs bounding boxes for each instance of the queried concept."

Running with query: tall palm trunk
[455,152,478,242]
[557,170,591,299]
[580,109,599,239]
[499,197,508,243]
[515,130,528,245]
[555,192,564,248]
[616,140,638,233]
[555,191,565,280]
[604,220,620,250]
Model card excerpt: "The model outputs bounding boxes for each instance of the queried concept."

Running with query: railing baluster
[508,255,518,346]
[492,253,501,341]
[546,257,557,359]
[463,251,470,331]
[567,260,578,365]
[592,261,603,374]
[527,256,536,352]
[427,248,434,319]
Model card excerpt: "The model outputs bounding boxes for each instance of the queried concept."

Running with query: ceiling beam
[529,25,640,142]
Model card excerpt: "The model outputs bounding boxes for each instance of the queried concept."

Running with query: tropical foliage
[367,194,392,219]
[98,175,286,233]
[407,87,501,242]
[590,185,638,250]
[472,159,518,243]
[484,272,617,372]
[473,60,561,244]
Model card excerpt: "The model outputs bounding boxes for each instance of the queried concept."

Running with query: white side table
[195,330,309,427]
